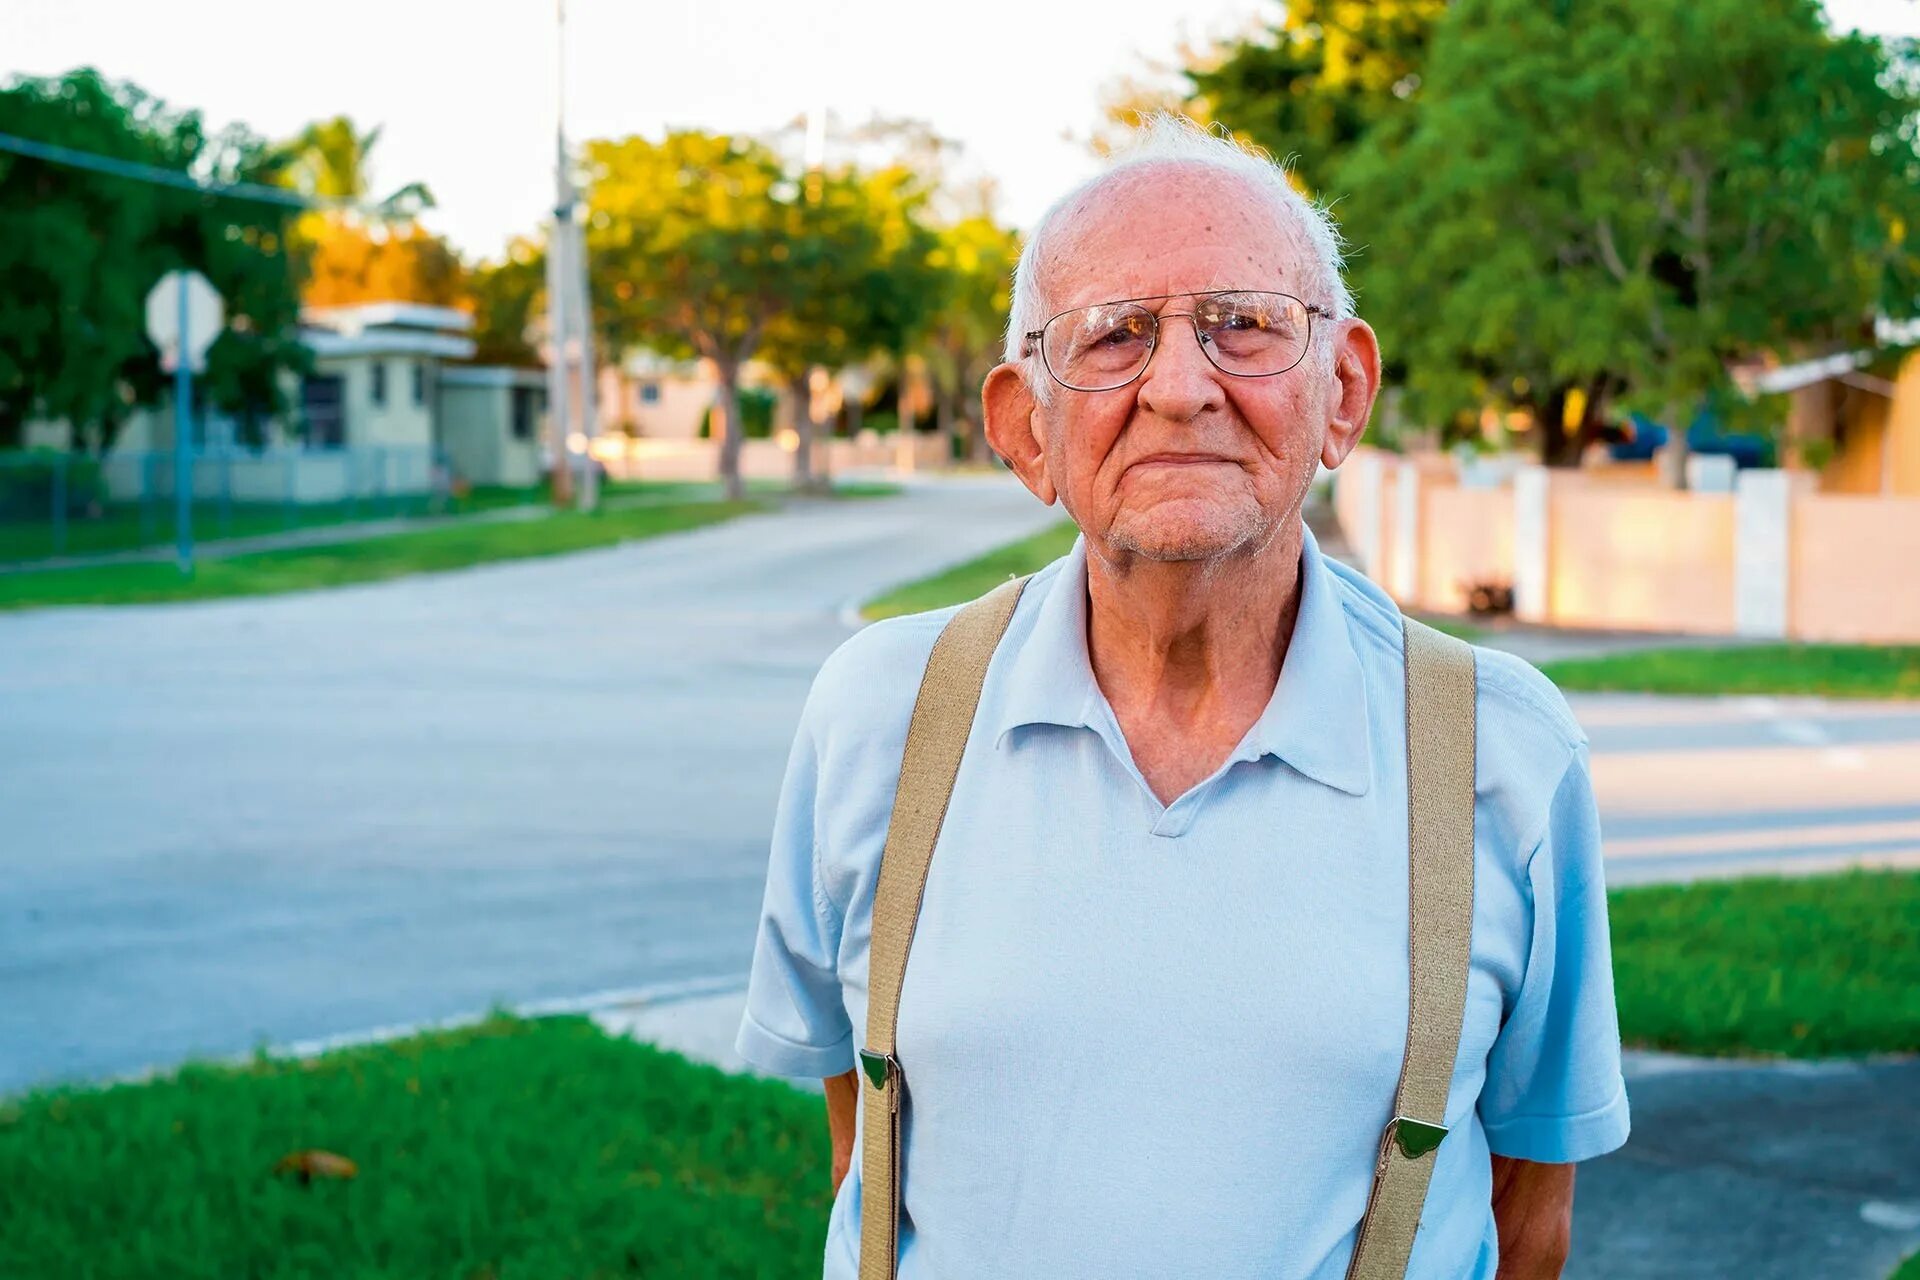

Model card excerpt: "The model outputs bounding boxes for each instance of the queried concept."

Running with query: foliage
[585,131,817,499]
[0,1014,834,1278]
[297,220,465,307]
[0,69,309,450]
[1184,0,1445,196]
[1608,868,1920,1057]
[698,385,779,439]
[921,215,1022,462]
[271,114,456,309]
[756,160,944,484]
[1337,0,1920,460]
[466,236,545,366]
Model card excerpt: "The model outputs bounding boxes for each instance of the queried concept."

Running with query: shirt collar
[991,520,1374,797]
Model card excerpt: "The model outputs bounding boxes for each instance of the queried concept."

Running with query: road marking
[1861,1201,1920,1231]
[1607,817,1920,859]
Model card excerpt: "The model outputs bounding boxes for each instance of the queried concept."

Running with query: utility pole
[546,0,599,511]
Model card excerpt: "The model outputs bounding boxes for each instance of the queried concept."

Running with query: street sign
[144,269,224,374]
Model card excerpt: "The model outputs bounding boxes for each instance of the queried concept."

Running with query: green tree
[586,131,820,500]
[467,237,545,367]
[1154,0,1446,194]
[0,68,307,450]
[922,215,1021,464]
[1338,0,1920,465]
[758,163,942,490]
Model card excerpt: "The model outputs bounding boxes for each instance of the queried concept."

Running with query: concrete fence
[1332,446,1920,643]
[594,433,949,484]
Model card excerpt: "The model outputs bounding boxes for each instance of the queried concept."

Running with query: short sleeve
[1478,742,1632,1163]
[733,700,857,1079]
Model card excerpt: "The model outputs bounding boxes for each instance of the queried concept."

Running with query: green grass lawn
[1539,643,1920,700]
[0,1014,833,1280]
[0,499,760,611]
[862,519,1079,620]
[1,869,1914,1275]
[1607,868,1920,1058]
[1894,1250,1920,1280]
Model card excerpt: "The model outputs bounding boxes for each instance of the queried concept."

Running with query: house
[98,301,477,503]
[436,366,547,488]
[1747,316,1920,497]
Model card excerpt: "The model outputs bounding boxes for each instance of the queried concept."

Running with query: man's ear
[1320,319,1382,471]
[984,363,1057,506]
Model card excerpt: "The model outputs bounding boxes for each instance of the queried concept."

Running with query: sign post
[144,270,224,574]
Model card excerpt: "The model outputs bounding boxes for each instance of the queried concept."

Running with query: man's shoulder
[805,603,963,742]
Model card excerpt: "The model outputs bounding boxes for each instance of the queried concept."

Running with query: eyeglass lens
[1043,292,1311,391]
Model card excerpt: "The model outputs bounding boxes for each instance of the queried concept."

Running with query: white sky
[8,0,1919,262]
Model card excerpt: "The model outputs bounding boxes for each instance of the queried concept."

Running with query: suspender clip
[1387,1115,1449,1160]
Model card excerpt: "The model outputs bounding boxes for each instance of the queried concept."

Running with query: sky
[8,0,1920,262]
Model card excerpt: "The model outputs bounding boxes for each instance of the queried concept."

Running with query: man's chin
[1103,504,1274,563]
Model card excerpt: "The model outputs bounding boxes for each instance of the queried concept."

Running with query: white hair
[1003,114,1356,401]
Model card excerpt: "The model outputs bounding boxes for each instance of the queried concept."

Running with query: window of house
[511,386,544,440]
[639,381,661,405]
[412,361,427,406]
[371,361,388,407]
[301,374,347,449]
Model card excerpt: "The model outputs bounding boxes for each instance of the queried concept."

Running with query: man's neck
[1082,521,1305,754]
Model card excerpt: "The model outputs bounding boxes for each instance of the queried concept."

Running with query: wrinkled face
[1024,165,1363,564]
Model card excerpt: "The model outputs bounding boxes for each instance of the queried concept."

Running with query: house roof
[300,302,474,334]
[303,329,476,360]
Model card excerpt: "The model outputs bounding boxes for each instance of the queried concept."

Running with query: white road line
[1606,818,1920,860]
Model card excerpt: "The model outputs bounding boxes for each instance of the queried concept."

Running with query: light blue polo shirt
[736,519,1631,1278]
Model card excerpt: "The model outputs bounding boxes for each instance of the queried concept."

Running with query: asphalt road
[0,478,1063,1094]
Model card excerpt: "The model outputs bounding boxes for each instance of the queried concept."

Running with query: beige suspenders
[855,575,1478,1280]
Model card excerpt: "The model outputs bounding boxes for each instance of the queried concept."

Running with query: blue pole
[173,277,194,574]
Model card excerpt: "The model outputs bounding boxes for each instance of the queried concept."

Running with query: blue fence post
[51,453,68,556]
[219,451,233,537]
[283,451,296,529]
[139,453,156,543]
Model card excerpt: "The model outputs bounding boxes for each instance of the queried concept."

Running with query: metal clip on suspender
[856,581,1477,1280]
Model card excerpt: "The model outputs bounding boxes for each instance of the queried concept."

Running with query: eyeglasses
[1022,290,1334,393]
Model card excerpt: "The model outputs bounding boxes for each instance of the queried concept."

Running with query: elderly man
[735,116,1629,1279]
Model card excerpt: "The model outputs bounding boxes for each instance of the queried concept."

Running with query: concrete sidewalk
[592,988,1920,1279]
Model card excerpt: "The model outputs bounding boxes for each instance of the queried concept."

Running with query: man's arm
[1490,1154,1575,1279]
[826,1069,859,1191]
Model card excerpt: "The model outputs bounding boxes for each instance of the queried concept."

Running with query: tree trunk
[788,372,822,495]
[1659,400,1691,490]
[1535,388,1576,467]
[936,388,957,468]
[715,363,745,502]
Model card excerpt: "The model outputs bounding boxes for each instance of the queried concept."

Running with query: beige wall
[438,379,543,489]
[1546,483,1737,633]
[596,433,947,483]
[1418,483,1513,613]
[1790,493,1920,642]
[1335,443,1920,641]
[316,354,435,451]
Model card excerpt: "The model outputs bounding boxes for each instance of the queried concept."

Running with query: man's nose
[1136,313,1225,421]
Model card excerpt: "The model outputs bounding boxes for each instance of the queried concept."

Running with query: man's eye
[1095,317,1149,345]
[1213,309,1264,332]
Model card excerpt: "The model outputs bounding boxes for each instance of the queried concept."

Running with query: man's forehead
[1040,163,1311,310]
